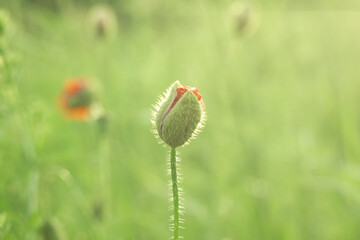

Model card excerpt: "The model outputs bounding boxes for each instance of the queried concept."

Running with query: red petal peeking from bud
[160,86,203,128]
[64,79,87,94]
[169,86,203,113]
[57,78,93,121]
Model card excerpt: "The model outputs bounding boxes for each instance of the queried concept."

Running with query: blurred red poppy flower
[58,78,93,121]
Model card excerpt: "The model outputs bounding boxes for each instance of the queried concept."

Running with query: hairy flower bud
[154,81,205,148]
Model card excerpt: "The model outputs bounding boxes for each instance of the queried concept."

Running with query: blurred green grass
[1,1,360,239]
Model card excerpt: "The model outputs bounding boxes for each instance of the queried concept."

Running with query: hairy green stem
[170,147,179,239]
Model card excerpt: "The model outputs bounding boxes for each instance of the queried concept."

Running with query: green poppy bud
[154,81,205,148]
[229,2,260,37]
[67,88,93,108]
[88,5,118,40]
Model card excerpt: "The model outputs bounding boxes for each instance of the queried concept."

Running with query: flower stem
[170,147,179,240]
[98,136,112,239]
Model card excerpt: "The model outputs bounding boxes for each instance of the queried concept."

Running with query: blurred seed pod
[92,201,103,222]
[39,218,67,240]
[87,5,118,40]
[90,103,109,137]
[0,9,10,53]
[96,113,109,137]
[230,2,260,37]
[0,9,9,38]
[40,220,59,240]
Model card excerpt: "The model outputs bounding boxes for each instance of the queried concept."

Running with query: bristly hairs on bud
[151,81,176,146]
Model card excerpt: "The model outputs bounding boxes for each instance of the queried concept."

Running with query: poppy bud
[154,81,205,148]
[66,85,92,108]
[230,2,259,37]
[40,220,58,240]
[88,5,118,40]
[58,78,93,121]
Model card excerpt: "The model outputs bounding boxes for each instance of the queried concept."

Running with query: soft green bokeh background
[1,0,360,239]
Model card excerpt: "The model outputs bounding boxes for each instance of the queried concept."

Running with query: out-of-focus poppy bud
[153,81,205,148]
[88,5,118,40]
[58,78,93,121]
[90,103,109,137]
[0,9,9,38]
[40,220,58,240]
[230,2,260,36]
[96,112,109,136]
[0,9,11,54]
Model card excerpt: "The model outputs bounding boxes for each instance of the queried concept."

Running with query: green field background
[1,0,360,239]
